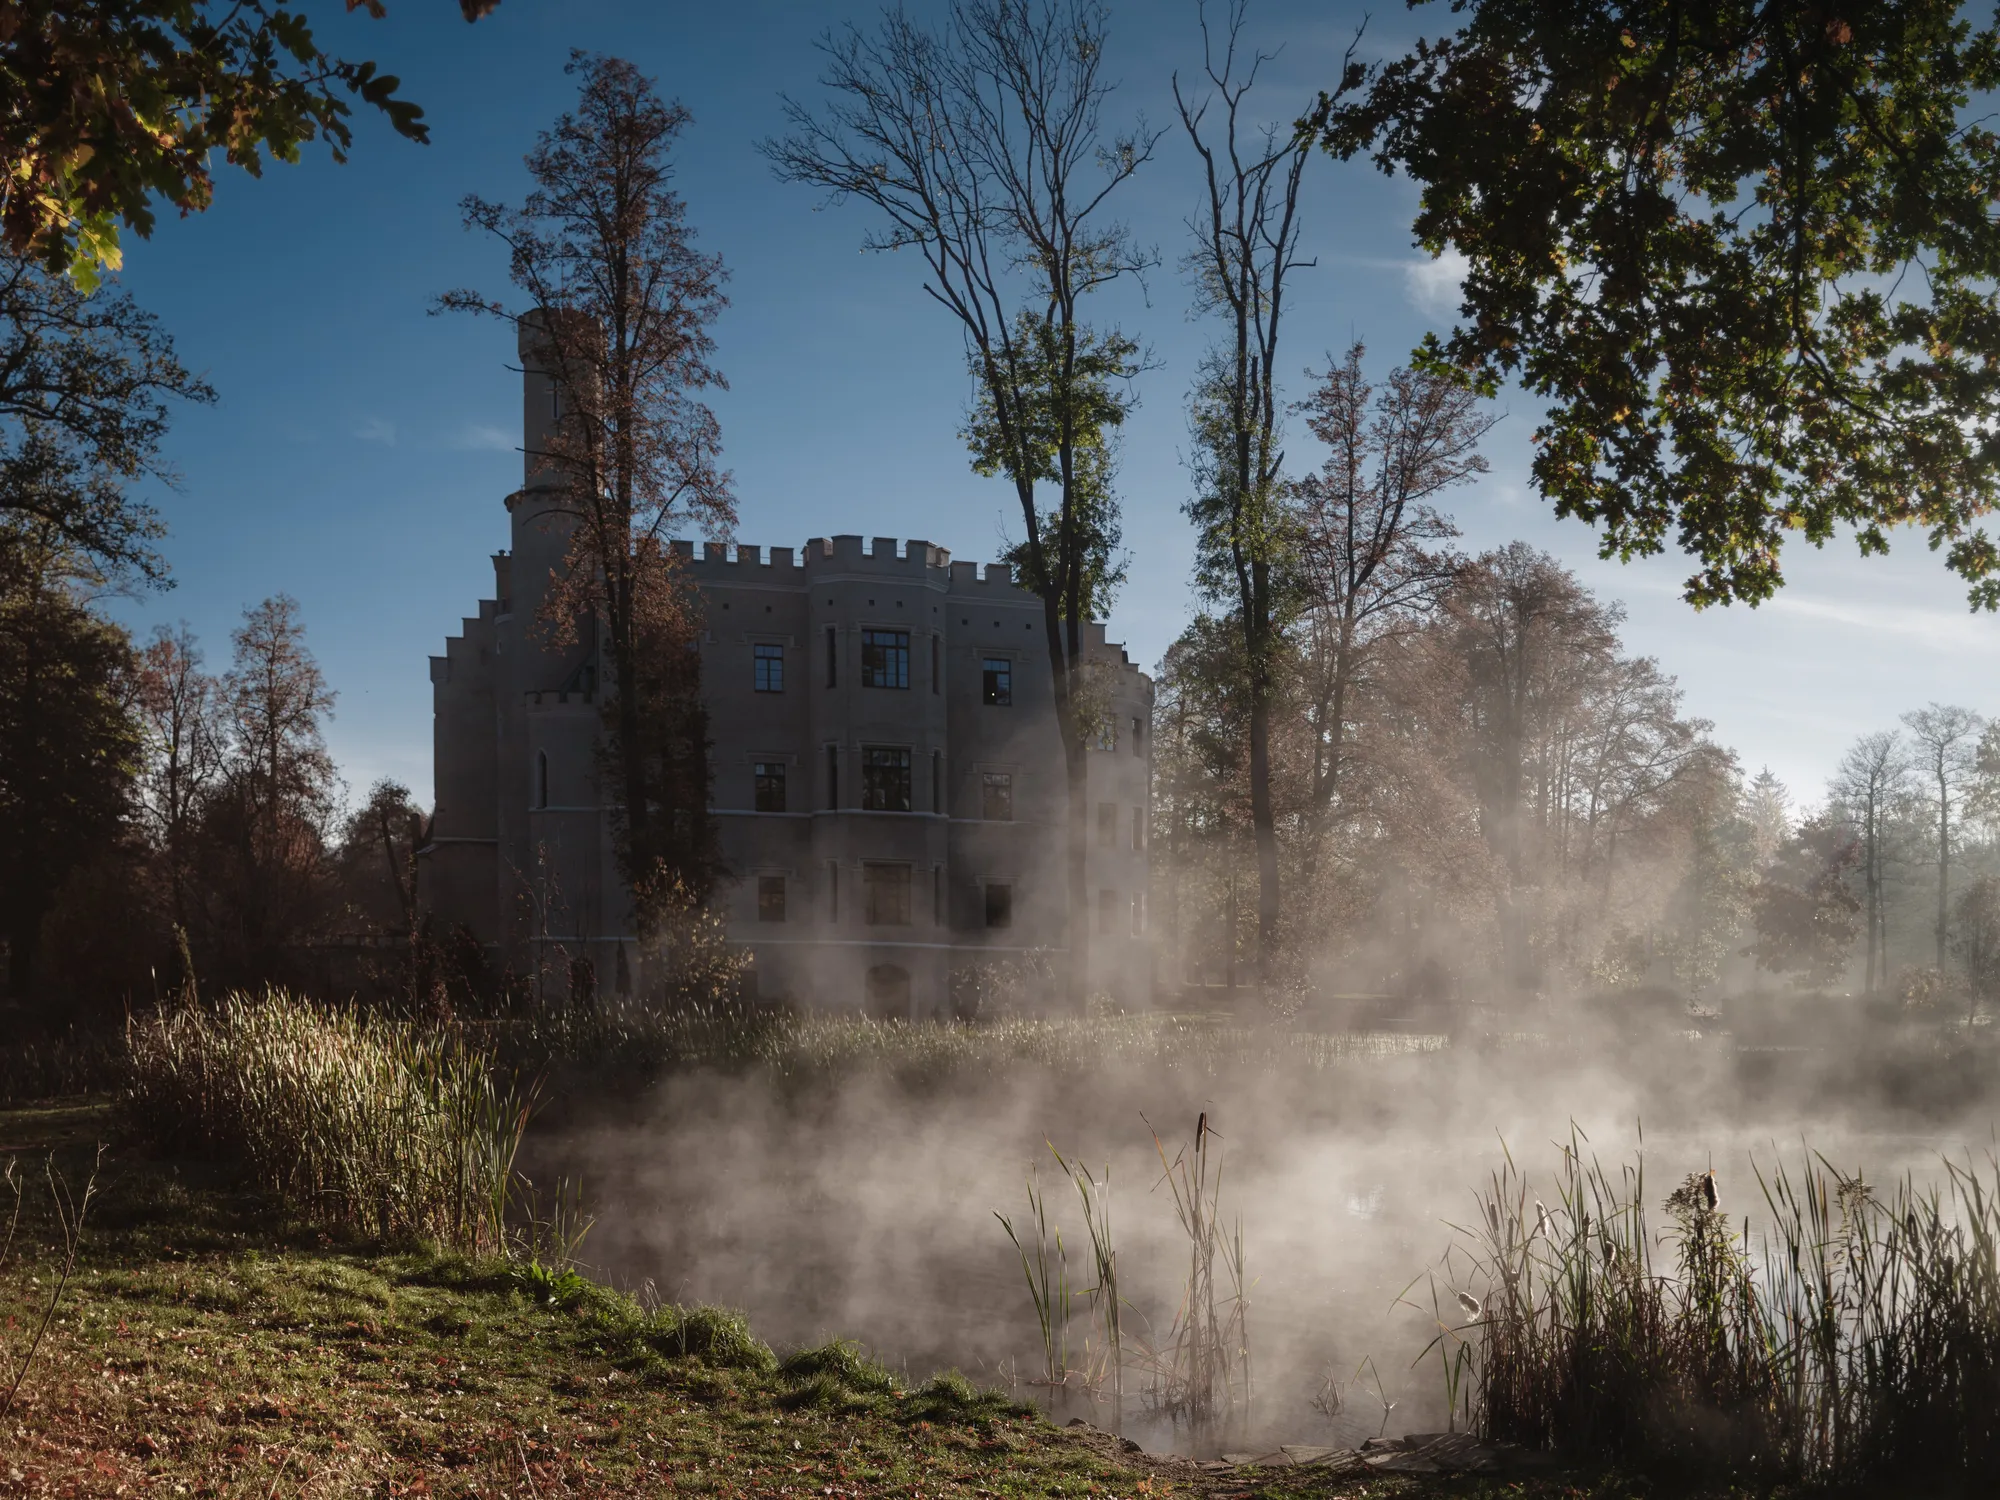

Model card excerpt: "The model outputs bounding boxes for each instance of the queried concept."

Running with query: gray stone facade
[418,325,1155,1015]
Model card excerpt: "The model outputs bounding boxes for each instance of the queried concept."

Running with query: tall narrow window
[985,882,1014,929]
[933,864,944,927]
[1131,807,1145,850]
[825,626,837,687]
[1097,802,1118,847]
[862,629,910,688]
[861,746,913,811]
[931,634,940,693]
[754,762,787,812]
[863,862,912,925]
[536,750,549,809]
[827,861,839,921]
[1132,716,1144,755]
[754,642,784,692]
[932,750,943,813]
[983,772,1014,822]
[757,876,787,922]
[982,657,1012,706]
[826,745,839,809]
[1098,888,1117,935]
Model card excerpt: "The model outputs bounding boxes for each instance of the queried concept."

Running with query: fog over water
[528,1020,1996,1457]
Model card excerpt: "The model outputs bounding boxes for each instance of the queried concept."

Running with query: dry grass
[1423,1130,2000,1488]
[124,990,532,1254]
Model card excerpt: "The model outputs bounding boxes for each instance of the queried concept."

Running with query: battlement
[674,534,1039,588]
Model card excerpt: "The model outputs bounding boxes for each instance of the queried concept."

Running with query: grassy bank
[0,1103,1212,1499]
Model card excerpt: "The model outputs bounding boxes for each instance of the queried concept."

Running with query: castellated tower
[419,322,1156,1014]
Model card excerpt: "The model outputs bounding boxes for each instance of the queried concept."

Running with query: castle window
[825,626,837,687]
[931,634,940,693]
[862,629,910,689]
[1098,888,1117,935]
[932,750,943,813]
[754,762,786,812]
[982,772,1013,822]
[1132,716,1144,755]
[861,746,912,812]
[1097,802,1117,848]
[985,882,1013,929]
[754,642,784,692]
[757,875,786,923]
[863,862,912,926]
[1132,806,1145,850]
[826,745,839,809]
[982,658,1012,706]
[536,750,549,809]
[1095,718,1118,752]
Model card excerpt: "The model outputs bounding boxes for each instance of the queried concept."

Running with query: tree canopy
[1321,0,2000,609]
[2,0,497,285]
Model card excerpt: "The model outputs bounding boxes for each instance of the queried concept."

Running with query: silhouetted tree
[0,527,140,996]
[1833,731,1910,995]
[1745,818,1863,988]
[440,53,729,934]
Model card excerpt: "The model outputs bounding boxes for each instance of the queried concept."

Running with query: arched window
[536,750,550,809]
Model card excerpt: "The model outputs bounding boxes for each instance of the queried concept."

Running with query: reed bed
[126,991,531,1254]
[1428,1132,2000,1487]
[491,1000,1444,1084]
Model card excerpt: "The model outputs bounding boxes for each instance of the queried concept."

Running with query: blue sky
[103,0,2000,813]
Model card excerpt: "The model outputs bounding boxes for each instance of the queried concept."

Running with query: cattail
[1600,1234,1615,1267]
[1456,1290,1481,1320]
[1534,1200,1550,1238]
[1486,1201,1500,1236]
[1701,1169,1718,1213]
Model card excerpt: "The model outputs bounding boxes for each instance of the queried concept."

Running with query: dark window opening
[827,861,839,921]
[862,629,910,689]
[982,657,1012,706]
[825,626,837,687]
[982,772,1014,822]
[861,746,913,812]
[985,882,1013,929]
[536,750,549,809]
[757,875,786,922]
[826,745,838,809]
[931,634,940,693]
[754,762,786,812]
[1132,716,1144,755]
[1131,806,1145,850]
[754,642,784,692]
[863,862,912,926]
[1097,802,1118,847]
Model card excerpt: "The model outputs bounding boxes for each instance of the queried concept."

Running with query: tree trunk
[1936,770,1950,971]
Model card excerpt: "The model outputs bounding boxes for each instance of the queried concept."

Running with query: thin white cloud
[355,416,397,446]
[1404,248,1469,316]
[1766,592,2000,653]
[451,423,516,452]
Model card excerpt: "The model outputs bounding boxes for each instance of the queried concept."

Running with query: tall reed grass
[126,991,531,1254]
[492,999,1443,1085]
[1427,1132,2000,1487]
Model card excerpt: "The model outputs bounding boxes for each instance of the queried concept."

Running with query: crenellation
[769,545,794,569]
[983,562,1012,585]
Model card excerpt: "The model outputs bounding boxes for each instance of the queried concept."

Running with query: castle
[417,322,1156,1014]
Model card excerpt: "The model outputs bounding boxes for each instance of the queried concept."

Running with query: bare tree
[1173,0,1354,986]
[763,0,1155,1006]
[440,54,732,931]
[1901,703,1984,971]
[1290,344,1485,884]
[133,622,223,929]
[1832,730,1908,995]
